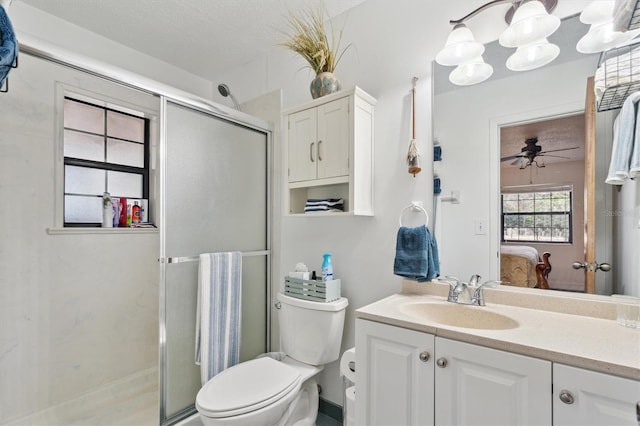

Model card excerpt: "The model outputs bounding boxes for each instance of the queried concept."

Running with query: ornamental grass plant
[280,6,349,74]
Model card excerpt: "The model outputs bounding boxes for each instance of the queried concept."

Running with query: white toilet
[196,292,349,426]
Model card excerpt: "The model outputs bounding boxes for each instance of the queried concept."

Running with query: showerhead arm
[217,83,241,111]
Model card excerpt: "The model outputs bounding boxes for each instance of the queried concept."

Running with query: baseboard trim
[319,397,343,423]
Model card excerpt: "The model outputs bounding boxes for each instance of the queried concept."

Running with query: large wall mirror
[433,12,639,297]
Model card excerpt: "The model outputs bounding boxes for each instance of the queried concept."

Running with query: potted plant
[281,6,350,99]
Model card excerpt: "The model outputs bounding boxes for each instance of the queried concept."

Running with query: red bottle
[119,197,128,227]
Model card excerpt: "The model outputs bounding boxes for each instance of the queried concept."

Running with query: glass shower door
[159,100,270,424]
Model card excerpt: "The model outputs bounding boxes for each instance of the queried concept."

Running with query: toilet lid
[196,356,302,418]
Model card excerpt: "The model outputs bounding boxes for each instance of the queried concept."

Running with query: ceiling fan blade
[500,153,526,161]
[510,158,524,166]
[540,154,573,159]
[539,146,580,154]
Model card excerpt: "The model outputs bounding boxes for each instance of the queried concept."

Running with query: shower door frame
[157,96,273,425]
[18,37,274,426]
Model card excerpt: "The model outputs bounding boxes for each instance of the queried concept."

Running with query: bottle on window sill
[132,201,141,224]
[102,192,113,228]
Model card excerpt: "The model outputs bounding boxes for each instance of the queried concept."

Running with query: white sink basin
[399,302,519,330]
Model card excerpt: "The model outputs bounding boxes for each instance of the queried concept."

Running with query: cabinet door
[317,97,349,180]
[287,107,317,183]
[553,363,640,426]
[356,319,434,426]
[435,337,551,426]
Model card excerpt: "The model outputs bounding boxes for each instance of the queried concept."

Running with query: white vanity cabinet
[355,319,435,426]
[553,363,640,426]
[435,337,551,426]
[356,319,551,426]
[284,87,375,215]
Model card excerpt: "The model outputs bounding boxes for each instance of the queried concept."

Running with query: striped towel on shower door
[195,252,242,385]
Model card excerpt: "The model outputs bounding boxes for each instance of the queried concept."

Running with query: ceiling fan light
[506,38,560,71]
[579,0,614,25]
[449,57,494,86]
[576,22,640,53]
[499,0,560,48]
[436,24,485,66]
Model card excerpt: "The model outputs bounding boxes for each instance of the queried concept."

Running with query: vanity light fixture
[435,0,560,86]
[576,1,640,54]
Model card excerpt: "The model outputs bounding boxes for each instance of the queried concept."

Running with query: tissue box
[288,271,310,280]
[284,277,341,302]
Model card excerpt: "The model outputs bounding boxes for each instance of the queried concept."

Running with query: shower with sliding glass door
[158,99,272,425]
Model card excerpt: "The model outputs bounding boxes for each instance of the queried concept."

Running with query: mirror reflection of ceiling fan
[500,137,579,169]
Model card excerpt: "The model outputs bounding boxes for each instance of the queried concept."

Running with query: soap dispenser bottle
[321,253,333,281]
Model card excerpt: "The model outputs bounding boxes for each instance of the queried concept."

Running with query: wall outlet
[475,219,487,235]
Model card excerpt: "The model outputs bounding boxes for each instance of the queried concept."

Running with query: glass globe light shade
[436,24,485,66]
[506,38,560,71]
[579,1,614,25]
[449,57,494,86]
[577,22,640,53]
[499,0,560,48]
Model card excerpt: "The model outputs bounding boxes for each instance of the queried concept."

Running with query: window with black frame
[501,187,573,243]
[63,97,149,227]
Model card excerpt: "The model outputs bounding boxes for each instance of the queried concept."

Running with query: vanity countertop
[355,284,640,380]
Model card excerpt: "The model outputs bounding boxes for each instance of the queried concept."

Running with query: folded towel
[0,5,17,89]
[304,198,344,213]
[195,252,242,385]
[606,91,640,184]
[393,225,439,282]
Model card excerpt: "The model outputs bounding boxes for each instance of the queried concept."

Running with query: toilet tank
[277,293,349,366]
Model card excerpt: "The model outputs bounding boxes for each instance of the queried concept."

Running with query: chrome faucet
[440,275,500,306]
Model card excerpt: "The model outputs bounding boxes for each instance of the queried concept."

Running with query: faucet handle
[439,276,460,287]
[472,280,501,306]
[468,274,482,287]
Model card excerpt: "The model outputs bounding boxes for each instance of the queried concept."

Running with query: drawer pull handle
[559,390,574,404]
[419,351,430,362]
[318,140,323,161]
[310,142,315,162]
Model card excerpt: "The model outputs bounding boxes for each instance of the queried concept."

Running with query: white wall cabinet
[355,319,435,426]
[553,363,640,426]
[284,87,376,216]
[356,319,640,426]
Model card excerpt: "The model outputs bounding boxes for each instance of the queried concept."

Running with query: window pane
[65,165,105,195]
[64,129,104,162]
[520,198,534,212]
[107,110,145,142]
[107,170,143,198]
[503,200,519,213]
[534,197,550,211]
[65,195,102,223]
[107,138,144,167]
[64,99,104,134]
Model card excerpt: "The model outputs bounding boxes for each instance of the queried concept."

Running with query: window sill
[47,226,159,235]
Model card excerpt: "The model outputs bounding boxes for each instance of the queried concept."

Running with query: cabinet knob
[559,390,575,405]
[419,351,430,362]
[436,357,448,368]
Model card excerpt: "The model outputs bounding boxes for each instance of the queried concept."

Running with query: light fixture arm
[449,0,517,25]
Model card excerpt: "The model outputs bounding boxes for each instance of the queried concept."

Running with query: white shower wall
[0,53,161,423]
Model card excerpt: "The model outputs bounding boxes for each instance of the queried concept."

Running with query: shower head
[217,83,241,111]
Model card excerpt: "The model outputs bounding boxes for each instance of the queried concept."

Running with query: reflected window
[501,187,573,243]
[63,97,149,226]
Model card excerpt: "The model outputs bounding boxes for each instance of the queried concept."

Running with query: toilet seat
[196,357,302,418]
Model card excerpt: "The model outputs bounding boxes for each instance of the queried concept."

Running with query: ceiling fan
[500,137,579,169]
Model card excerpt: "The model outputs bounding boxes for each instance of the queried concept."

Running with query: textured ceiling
[18,0,368,80]
[500,113,585,168]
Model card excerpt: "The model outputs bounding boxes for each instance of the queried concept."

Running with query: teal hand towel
[394,225,439,282]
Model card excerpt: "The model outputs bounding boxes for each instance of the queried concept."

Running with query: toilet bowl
[196,293,348,426]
